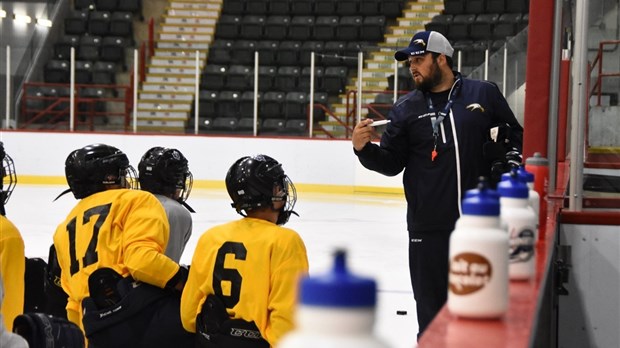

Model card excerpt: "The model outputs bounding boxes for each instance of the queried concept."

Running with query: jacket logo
[413,39,426,46]
[466,103,485,112]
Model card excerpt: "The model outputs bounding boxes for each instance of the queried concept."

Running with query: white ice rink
[10,184,418,348]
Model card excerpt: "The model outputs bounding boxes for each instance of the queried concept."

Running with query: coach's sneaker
[88,267,123,309]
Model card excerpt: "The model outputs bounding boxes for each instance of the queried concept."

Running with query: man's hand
[352,119,376,151]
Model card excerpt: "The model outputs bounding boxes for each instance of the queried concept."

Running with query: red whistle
[431,150,437,161]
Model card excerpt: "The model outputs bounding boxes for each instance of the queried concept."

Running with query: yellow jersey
[180,217,309,347]
[53,189,180,330]
[0,215,25,331]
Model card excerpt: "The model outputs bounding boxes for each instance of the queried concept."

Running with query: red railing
[314,103,352,139]
[589,39,620,106]
[148,17,155,59]
[20,82,131,131]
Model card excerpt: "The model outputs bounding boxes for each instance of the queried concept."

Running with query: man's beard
[413,61,442,92]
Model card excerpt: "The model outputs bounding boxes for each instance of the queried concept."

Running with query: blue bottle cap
[517,166,534,183]
[300,250,376,307]
[462,177,500,216]
[497,168,529,198]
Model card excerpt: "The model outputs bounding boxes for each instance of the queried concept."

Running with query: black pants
[83,283,194,348]
[408,229,451,338]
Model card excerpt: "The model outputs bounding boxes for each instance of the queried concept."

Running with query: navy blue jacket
[355,73,523,232]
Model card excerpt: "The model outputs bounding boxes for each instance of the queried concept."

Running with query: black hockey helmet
[225,154,297,225]
[62,143,137,199]
[138,147,193,202]
[0,141,17,215]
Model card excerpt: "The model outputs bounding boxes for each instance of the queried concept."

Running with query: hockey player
[52,143,193,347]
[180,154,309,348]
[0,142,25,333]
[138,147,193,262]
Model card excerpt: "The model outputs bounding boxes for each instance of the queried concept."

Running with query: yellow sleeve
[180,233,210,333]
[0,217,25,332]
[264,231,309,345]
[121,191,179,288]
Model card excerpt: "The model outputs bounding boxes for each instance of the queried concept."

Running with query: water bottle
[498,169,538,281]
[517,166,540,226]
[278,250,390,348]
[502,167,540,232]
[525,152,549,232]
[448,178,508,318]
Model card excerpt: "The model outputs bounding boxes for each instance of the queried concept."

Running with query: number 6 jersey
[180,217,309,346]
[53,188,180,330]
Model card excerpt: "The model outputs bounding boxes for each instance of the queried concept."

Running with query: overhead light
[0,10,7,18]
[36,18,52,27]
[14,14,32,24]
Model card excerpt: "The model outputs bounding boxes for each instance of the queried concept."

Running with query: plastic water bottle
[278,250,390,348]
[498,169,538,281]
[448,178,508,318]
[502,167,540,231]
[525,152,549,231]
[517,166,540,227]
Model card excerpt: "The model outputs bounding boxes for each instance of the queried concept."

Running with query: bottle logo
[509,228,535,263]
[449,253,492,295]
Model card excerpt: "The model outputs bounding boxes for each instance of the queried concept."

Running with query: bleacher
[193,0,404,136]
[20,0,531,135]
[425,0,529,74]
[22,0,143,130]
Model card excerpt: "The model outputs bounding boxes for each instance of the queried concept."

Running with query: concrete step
[159,32,213,41]
[157,40,210,49]
[370,51,398,62]
[139,91,194,101]
[142,83,196,92]
[407,2,444,11]
[385,34,416,45]
[351,77,389,87]
[170,2,221,10]
[147,65,200,75]
[391,26,427,36]
[166,8,220,17]
[161,25,215,34]
[154,49,208,59]
[137,110,189,118]
[146,74,197,84]
[362,69,393,78]
[138,100,192,111]
[367,61,398,69]
[163,15,217,25]
[151,56,205,67]
[395,17,431,27]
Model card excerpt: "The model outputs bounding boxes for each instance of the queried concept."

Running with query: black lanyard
[424,77,462,161]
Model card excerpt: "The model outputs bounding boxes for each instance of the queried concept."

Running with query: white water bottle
[498,169,538,281]
[278,250,390,348]
[518,166,540,230]
[503,167,540,232]
[448,178,508,318]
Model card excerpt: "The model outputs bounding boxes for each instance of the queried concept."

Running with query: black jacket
[355,73,523,232]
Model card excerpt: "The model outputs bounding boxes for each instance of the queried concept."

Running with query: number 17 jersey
[53,189,180,329]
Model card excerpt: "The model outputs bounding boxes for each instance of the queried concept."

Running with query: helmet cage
[1,152,17,206]
[178,171,193,203]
